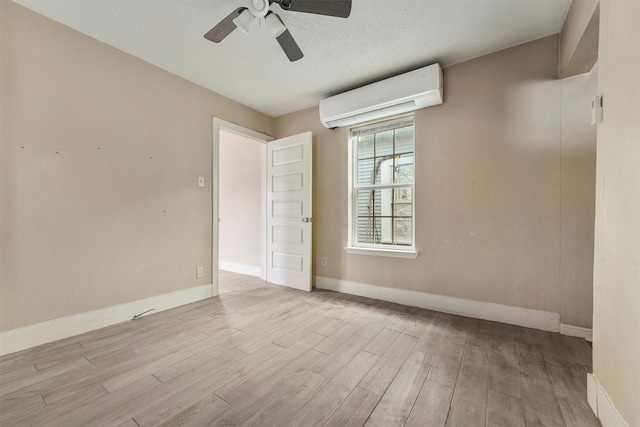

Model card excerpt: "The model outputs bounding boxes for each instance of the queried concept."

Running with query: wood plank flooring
[0,271,600,426]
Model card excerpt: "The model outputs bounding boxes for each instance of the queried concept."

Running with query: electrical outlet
[321,257,327,267]
[196,266,204,278]
[198,176,205,187]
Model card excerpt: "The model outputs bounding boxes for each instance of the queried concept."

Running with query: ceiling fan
[204,0,352,62]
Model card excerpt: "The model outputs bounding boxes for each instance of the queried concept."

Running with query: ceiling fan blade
[278,0,352,18]
[276,28,304,62]
[204,7,246,43]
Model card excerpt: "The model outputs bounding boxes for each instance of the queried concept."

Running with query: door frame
[212,118,273,296]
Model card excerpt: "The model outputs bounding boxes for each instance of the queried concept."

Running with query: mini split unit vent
[319,63,443,128]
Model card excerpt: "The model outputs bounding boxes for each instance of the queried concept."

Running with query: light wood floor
[0,271,599,427]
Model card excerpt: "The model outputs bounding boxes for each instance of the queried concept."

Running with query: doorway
[212,118,313,295]
[212,119,272,296]
[219,129,265,276]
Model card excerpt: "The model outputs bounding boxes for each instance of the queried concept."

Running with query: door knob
[301,217,312,223]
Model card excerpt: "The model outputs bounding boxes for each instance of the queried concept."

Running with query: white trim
[560,323,593,341]
[347,130,355,246]
[344,246,419,259]
[212,119,221,297]
[314,276,560,332]
[212,118,273,288]
[213,119,274,143]
[261,144,267,281]
[587,373,598,416]
[219,261,262,277]
[587,373,630,427]
[0,284,214,357]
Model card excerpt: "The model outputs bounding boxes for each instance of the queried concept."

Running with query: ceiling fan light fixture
[205,0,352,62]
[233,9,255,35]
[265,13,286,38]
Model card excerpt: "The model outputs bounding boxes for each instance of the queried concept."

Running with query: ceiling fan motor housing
[249,0,270,17]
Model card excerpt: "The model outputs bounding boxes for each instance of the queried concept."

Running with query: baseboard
[219,261,262,278]
[0,284,214,357]
[560,323,593,341]
[314,276,560,332]
[587,373,630,427]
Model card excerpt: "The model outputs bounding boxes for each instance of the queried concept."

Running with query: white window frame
[345,115,419,259]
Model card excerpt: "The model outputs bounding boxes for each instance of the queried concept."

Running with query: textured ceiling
[13,0,570,117]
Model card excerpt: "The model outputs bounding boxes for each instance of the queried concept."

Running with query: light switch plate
[591,96,603,125]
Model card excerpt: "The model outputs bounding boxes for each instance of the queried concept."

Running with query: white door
[266,132,312,291]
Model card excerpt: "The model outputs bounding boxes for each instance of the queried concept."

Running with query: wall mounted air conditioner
[319,63,443,128]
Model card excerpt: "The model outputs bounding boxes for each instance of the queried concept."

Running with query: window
[346,116,418,258]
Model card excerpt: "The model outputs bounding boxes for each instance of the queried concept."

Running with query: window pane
[374,190,382,217]
[393,199,412,217]
[356,216,382,244]
[375,130,394,157]
[357,135,374,159]
[395,126,414,155]
[375,158,394,185]
[357,158,375,185]
[380,217,393,244]
[356,189,374,216]
[379,188,393,218]
[393,186,413,205]
[394,156,414,184]
[356,189,382,216]
[393,218,412,245]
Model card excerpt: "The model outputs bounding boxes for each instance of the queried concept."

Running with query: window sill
[344,246,419,259]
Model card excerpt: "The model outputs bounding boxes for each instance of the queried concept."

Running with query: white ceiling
[13,0,570,117]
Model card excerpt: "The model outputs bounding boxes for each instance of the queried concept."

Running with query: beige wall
[276,35,596,327]
[219,130,263,270]
[592,0,640,425]
[0,2,274,332]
